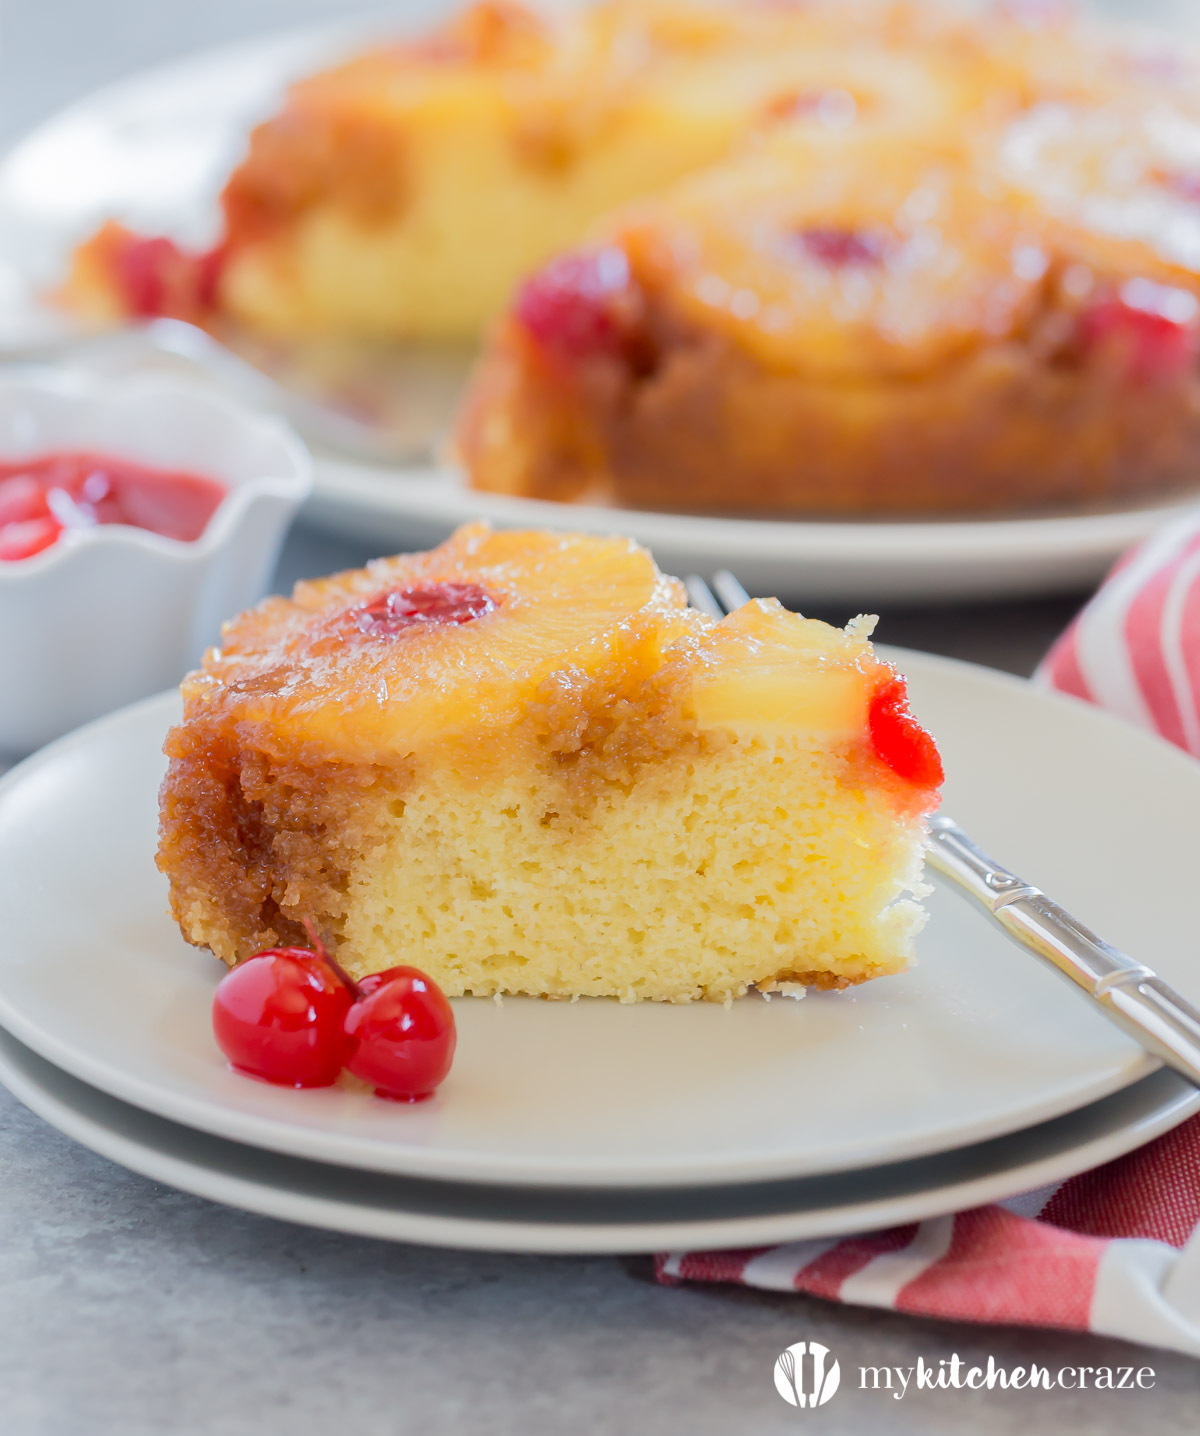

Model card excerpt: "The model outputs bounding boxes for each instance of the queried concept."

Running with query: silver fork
[686,570,1200,1090]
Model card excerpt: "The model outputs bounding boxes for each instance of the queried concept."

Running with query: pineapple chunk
[688,599,874,738]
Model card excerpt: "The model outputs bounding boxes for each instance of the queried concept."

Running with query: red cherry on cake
[354,581,496,636]
[212,947,354,1088]
[795,225,891,268]
[1080,280,1198,384]
[112,234,184,317]
[102,227,224,321]
[343,966,457,1102]
[515,246,632,361]
[869,675,944,789]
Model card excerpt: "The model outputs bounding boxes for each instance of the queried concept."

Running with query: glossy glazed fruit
[196,524,690,762]
[101,226,224,322]
[869,675,944,788]
[1080,286,1198,384]
[344,966,458,1101]
[609,135,1045,382]
[514,247,633,362]
[795,225,891,268]
[353,581,497,635]
[211,947,354,1088]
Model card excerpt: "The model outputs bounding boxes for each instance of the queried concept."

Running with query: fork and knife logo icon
[774,1340,842,1409]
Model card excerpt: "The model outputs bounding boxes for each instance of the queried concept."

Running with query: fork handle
[926,814,1200,1089]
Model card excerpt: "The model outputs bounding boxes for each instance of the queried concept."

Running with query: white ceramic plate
[1,650,1198,1189]
[3,20,1199,603]
[2,1024,1195,1254]
[310,461,1200,604]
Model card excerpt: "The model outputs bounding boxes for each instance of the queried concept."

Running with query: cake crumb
[757,979,808,999]
[846,613,878,642]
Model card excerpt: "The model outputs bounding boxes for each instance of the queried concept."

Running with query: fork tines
[685,571,754,618]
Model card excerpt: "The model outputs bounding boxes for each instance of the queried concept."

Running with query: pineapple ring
[190,524,694,761]
[616,133,1047,380]
[996,98,1200,285]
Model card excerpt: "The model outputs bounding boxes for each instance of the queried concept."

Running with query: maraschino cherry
[795,225,891,268]
[514,246,632,361]
[1080,283,1197,384]
[211,925,457,1099]
[868,674,944,789]
[211,944,353,1088]
[354,581,496,636]
[344,967,458,1102]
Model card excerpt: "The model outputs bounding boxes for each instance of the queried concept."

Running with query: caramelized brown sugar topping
[180,524,699,769]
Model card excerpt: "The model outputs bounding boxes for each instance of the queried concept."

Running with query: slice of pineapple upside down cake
[158,525,942,1001]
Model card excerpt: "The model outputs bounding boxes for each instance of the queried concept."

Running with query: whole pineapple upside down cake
[158,526,942,1003]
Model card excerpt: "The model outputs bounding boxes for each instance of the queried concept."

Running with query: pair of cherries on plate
[212,928,456,1101]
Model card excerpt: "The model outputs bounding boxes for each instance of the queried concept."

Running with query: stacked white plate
[2,649,1199,1252]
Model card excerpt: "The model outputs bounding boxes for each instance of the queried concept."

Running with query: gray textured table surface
[3,3,1200,1433]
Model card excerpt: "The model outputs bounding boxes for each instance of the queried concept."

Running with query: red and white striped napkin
[659,509,1200,1357]
[1040,511,1200,757]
